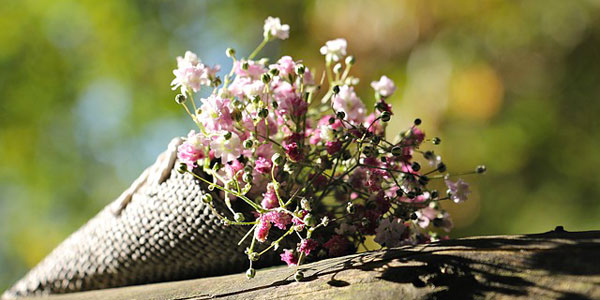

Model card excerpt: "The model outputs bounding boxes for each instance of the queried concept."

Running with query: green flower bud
[336,111,345,120]
[346,202,355,214]
[432,137,441,145]
[201,194,213,204]
[177,163,187,174]
[234,213,245,222]
[332,85,341,94]
[258,108,269,119]
[295,64,305,75]
[304,213,317,227]
[246,268,256,279]
[175,94,187,104]
[294,270,304,282]
[226,48,235,58]
[391,146,402,156]
[242,61,249,70]
[243,139,254,149]
[224,131,232,140]
[345,55,355,65]
[381,111,391,122]
[261,73,271,84]
[242,172,253,183]
[476,165,487,174]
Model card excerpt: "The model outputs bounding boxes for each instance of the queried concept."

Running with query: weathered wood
[18,228,600,299]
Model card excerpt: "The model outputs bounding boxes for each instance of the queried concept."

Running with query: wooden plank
[18,228,600,299]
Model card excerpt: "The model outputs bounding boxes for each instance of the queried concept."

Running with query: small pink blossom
[323,235,351,257]
[445,177,470,203]
[283,142,303,162]
[255,218,271,243]
[271,56,296,78]
[234,60,267,79]
[177,130,206,169]
[198,95,233,132]
[280,249,298,266]
[292,210,307,230]
[370,75,396,97]
[332,85,366,124]
[171,51,219,94]
[210,131,242,163]
[298,239,318,255]
[326,141,342,155]
[264,211,292,230]
[261,183,279,209]
[254,157,272,174]
[415,206,438,228]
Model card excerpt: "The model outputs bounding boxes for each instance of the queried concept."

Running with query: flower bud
[294,270,304,282]
[261,73,271,84]
[234,212,245,222]
[246,268,256,279]
[432,137,441,145]
[295,64,305,75]
[301,198,311,211]
[177,163,187,174]
[391,146,402,157]
[333,63,343,74]
[272,153,284,166]
[476,165,487,174]
[414,118,422,125]
[175,94,187,104]
[242,172,253,183]
[437,162,447,173]
[269,68,280,76]
[411,162,421,172]
[336,111,345,120]
[346,202,355,214]
[345,55,355,65]
[332,85,341,94]
[258,108,269,119]
[243,139,254,149]
[271,241,279,250]
[321,216,329,227]
[226,48,236,57]
[381,111,391,122]
[201,194,213,204]
[304,213,317,227]
[241,61,249,70]
[224,131,232,140]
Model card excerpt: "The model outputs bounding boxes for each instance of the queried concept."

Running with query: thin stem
[249,38,269,60]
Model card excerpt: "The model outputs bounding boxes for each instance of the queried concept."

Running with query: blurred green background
[2,0,600,291]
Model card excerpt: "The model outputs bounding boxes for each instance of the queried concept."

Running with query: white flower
[320,38,347,62]
[370,75,396,97]
[374,218,406,248]
[332,85,366,124]
[210,131,242,163]
[263,17,290,40]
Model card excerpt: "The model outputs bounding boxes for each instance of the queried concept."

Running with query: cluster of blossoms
[171,17,485,281]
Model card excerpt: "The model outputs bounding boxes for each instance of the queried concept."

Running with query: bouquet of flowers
[170,17,485,281]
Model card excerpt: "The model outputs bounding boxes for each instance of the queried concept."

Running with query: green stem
[249,38,269,60]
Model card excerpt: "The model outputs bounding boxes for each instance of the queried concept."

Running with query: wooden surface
[18,228,600,299]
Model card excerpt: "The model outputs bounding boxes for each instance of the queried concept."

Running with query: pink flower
[298,239,318,255]
[445,177,470,203]
[332,85,366,124]
[271,56,296,78]
[234,60,267,79]
[255,218,271,243]
[264,211,292,230]
[210,131,242,163]
[370,75,396,97]
[198,95,233,132]
[323,235,351,257]
[292,210,307,230]
[177,130,206,169]
[326,141,342,155]
[283,142,303,162]
[171,51,219,94]
[415,206,438,228]
[279,95,308,118]
[261,183,279,209]
[254,157,272,174]
[280,249,298,266]
[225,159,244,181]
